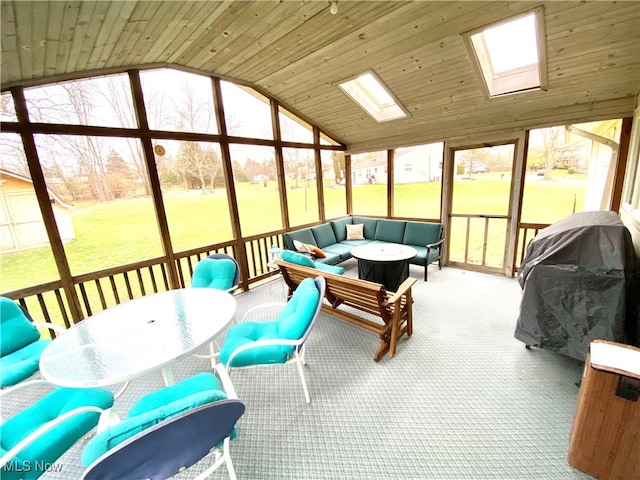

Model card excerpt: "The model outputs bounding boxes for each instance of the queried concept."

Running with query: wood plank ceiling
[2,1,639,153]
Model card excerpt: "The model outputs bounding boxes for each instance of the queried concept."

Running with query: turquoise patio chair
[218,276,326,404]
[0,382,114,480]
[190,253,241,294]
[82,366,244,480]
[0,297,65,388]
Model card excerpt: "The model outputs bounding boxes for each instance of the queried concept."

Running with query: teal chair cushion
[310,224,337,248]
[314,262,344,275]
[281,250,344,275]
[276,278,320,339]
[219,278,321,367]
[1,387,114,480]
[219,321,288,366]
[0,339,50,388]
[374,219,407,244]
[403,221,442,247]
[330,217,353,242]
[0,298,41,357]
[281,249,316,268]
[351,216,379,239]
[409,246,441,265]
[191,258,237,290]
[81,373,228,467]
[283,228,316,251]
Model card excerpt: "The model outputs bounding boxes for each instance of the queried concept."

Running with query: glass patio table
[39,288,236,390]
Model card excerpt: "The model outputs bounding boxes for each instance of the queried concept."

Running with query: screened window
[24,74,136,128]
[393,143,443,220]
[141,69,218,134]
[352,151,387,216]
[221,82,273,140]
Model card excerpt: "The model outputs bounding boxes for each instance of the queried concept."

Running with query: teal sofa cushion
[322,243,354,261]
[403,221,442,247]
[310,224,337,248]
[351,216,379,239]
[281,250,344,274]
[374,219,407,243]
[410,246,441,265]
[330,217,352,242]
[82,373,227,467]
[0,339,50,388]
[0,298,41,357]
[2,387,114,479]
[219,278,320,367]
[190,258,237,290]
[283,228,316,251]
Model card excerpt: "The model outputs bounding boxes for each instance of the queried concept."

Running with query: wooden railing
[2,221,551,334]
[515,222,549,271]
[447,214,549,275]
[1,229,287,338]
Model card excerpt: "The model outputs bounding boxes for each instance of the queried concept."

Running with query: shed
[0,169,75,253]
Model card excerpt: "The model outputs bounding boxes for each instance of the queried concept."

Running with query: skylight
[463,9,547,97]
[338,72,408,122]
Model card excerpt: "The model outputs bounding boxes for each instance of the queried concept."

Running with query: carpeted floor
[9,261,594,479]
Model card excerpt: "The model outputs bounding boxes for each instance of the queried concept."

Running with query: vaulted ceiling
[2,1,639,153]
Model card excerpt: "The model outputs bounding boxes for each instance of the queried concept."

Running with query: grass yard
[0,173,587,293]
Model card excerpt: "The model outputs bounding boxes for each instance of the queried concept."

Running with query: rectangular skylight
[338,72,408,122]
[463,8,547,97]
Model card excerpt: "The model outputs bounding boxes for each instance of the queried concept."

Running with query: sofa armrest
[426,237,444,250]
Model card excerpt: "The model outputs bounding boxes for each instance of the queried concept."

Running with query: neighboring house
[0,169,75,253]
[352,143,444,185]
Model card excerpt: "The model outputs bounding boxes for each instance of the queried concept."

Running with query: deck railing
[3,221,550,337]
[2,229,287,338]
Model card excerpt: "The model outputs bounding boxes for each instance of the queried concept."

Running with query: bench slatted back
[275,260,392,323]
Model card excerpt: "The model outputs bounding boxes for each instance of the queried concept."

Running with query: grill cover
[514,211,639,361]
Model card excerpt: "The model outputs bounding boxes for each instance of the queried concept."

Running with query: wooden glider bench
[275,259,416,362]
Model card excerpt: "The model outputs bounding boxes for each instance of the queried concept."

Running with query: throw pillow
[306,244,326,258]
[346,223,365,240]
[293,240,311,254]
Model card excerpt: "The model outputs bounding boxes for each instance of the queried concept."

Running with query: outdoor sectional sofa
[283,216,444,281]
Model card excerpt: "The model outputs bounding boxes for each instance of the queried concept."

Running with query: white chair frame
[222,277,326,404]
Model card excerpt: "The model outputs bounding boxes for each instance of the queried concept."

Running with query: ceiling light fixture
[329,1,338,15]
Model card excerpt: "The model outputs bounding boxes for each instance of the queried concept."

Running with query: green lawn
[0,173,587,293]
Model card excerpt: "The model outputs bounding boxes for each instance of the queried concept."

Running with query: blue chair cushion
[219,278,321,367]
[81,373,227,468]
[0,298,41,357]
[0,339,50,388]
[191,258,237,290]
[1,387,114,480]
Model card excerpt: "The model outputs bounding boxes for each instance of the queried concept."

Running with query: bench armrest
[387,277,416,303]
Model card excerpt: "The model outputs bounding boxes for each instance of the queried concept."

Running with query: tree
[332,151,345,184]
[540,126,563,180]
[105,150,136,198]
